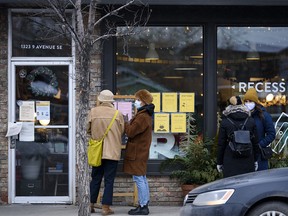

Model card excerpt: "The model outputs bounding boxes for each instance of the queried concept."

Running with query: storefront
[1,0,288,205]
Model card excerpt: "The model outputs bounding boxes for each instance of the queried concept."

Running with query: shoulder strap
[227,117,249,130]
[102,110,118,139]
[241,117,249,130]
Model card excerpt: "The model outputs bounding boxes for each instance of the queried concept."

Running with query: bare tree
[42,0,150,215]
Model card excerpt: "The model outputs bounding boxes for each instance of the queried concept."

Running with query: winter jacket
[217,105,259,178]
[123,104,155,176]
[87,102,125,161]
[251,106,276,170]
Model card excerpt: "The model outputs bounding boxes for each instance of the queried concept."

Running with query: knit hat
[135,89,153,105]
[98,90,115,102]
[243,88,259,104]
[228,96,242,105]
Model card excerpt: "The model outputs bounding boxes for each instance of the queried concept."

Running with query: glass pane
[217,27,288,121]
[15,65,69,125]
[12,12,72,57]
[15,65,69,197]
[16,128,69,196]
[116,26,203,159]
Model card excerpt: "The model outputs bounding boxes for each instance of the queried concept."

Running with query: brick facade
[113,176,183,206]
[0,9,8,204]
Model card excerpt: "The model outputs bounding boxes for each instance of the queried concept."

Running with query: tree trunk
[76,52,91,216]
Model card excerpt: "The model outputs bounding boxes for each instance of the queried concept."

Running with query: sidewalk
[0,204,181,216]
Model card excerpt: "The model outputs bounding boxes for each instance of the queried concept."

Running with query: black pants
[90,159,118,205]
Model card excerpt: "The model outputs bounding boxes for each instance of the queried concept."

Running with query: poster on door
[36,101,50,120]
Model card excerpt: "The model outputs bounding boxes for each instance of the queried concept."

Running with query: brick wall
[107,176,183,206]
[0,8,8,204]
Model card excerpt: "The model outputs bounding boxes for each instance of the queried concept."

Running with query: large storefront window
[116,26,203,159]
[217,27,288,120]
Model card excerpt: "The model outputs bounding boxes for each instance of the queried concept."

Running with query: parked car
[180,167,288,216]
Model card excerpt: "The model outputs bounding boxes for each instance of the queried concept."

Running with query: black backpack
[227,117,253,158]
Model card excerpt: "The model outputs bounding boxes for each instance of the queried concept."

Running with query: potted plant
[17,141,50,180]
[160,113,221,195]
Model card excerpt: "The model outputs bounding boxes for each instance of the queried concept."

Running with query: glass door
[11,62,74,203]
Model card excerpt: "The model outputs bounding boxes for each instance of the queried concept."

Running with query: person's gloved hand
[254,161,258,171]
[217,164,223,173]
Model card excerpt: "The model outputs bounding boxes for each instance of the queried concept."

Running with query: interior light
[174,68,197,71]
[145,43,159,60]
[39,119,50,126]
[246,51,260,61]
[266,93,274,102]
[163,76,184,79]
[246,43,260,61]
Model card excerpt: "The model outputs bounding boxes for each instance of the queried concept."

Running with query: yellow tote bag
[88,138,104,167]
[87,110,118,167]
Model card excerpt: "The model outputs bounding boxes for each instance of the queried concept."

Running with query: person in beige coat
[87,90,125,215]
[123,89,155,215]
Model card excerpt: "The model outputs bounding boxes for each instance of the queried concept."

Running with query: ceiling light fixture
[145,43,159,60]
[246,44,260,61]
[174,67,197,71]
[163,76,184,79]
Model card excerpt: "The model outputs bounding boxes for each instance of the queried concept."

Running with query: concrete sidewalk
[0,204,181,216]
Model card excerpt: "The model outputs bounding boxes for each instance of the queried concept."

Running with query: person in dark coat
[217,96,259,178]
[243,88,276,170]
[123,89,155,215]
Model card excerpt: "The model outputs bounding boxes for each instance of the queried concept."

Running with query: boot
[90,203,95,213]
[128,204,149,215]
[102,204,114,215]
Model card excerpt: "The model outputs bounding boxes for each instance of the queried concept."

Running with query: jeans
[257,156,269,171]
[133,175,150,207]
[90,159,118,205]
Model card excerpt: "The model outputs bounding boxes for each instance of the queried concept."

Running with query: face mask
[245,102,256,111]
[134,100,142,109]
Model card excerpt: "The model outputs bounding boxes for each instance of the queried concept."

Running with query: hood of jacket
[223,104,250,120]
[137,103,155,116]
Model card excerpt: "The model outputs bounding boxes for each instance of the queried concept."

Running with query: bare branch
[75,0,85,41]
[46,0,84,50]
[93,0,137,28]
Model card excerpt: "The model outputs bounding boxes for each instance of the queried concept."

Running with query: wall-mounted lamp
[145,43,159,60]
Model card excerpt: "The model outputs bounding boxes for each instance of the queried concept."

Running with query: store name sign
[233,82,286,93]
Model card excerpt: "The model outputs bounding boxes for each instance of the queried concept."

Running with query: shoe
[90,203,95,213]
[128,206,140,215]
[102,204,114,215]
[128,205,149,215]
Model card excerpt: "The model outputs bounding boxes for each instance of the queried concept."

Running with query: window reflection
[12,12,72,57]
[16,128,69,196]
[16,66,69,125]
[217,27,288,120]
[116,26,204,159]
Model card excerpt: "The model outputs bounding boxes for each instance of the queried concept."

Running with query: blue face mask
[134,100,142,109]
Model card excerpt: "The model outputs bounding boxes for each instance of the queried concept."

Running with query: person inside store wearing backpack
[217,96,259,178]
[243,87,276,171]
